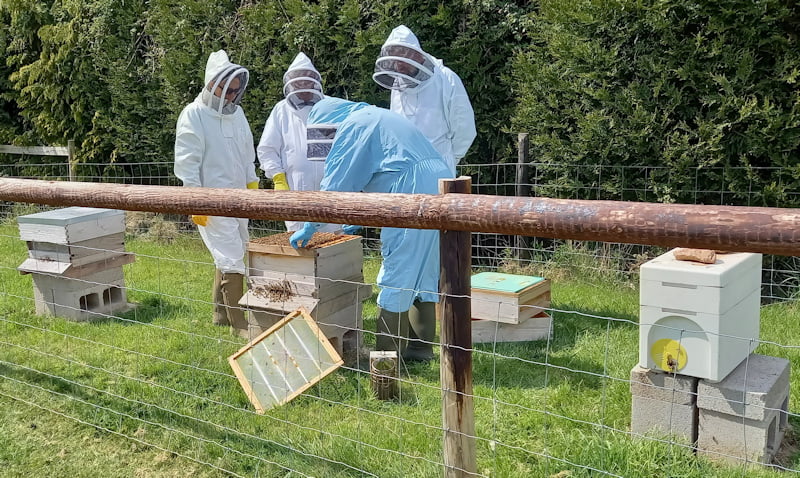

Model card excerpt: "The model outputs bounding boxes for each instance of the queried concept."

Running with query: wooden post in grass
[439,176,477,477]
[67,139,75,181]
[515,133,531,260]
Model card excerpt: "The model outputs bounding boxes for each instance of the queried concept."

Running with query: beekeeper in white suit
[174,49,259,331]
[373,25,477,176]
[257,52,339,232]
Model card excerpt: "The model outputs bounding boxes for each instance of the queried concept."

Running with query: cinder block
[697,354,790,420]
[630,365,698,442]
[698,406,786,465]
[32,267,130,321]
[631,395,697,443]
[697,354,791,465]
[630,365,698,405]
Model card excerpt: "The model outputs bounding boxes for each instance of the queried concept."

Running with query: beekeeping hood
[373,25,435,92]
[201,50,249,115]
[283,52,324,110]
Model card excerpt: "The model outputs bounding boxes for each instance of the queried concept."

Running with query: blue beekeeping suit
[307,97,453,313]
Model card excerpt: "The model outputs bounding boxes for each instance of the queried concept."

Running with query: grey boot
[220,272,248,331]
[404,300,436,362]
[212,269,228,326]
[376,308,409,355]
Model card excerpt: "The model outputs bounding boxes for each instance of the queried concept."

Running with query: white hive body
[240,235,370,357]
[639,249,762,382]
[17,207,135,321]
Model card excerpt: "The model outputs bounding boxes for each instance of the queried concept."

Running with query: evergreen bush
[511,0,800,206]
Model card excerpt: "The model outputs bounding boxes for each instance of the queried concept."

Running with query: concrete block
[697,354,790,420]
[698,405,787,465]
[631,395,697,443]
[630,365,698,405]
[697,354,791,465]
[32,267,130,321]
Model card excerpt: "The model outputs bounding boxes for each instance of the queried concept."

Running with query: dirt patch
[251,231,355,249]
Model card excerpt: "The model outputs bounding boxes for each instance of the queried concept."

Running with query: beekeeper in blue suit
[174,50,259,332]
[289,97,452,361]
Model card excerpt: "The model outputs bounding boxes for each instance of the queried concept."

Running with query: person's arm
[447,73,477,162]
[174,107,204,188]
[174,107,207,226]
[256,107,287,182]
[240,114,259,187]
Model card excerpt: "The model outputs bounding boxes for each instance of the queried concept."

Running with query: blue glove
[290,222,320,248]
[342,225,363,235]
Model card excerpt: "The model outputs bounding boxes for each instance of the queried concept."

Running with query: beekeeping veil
[201,50,249,115]
[372,25,435,92]
[283,52,324,110]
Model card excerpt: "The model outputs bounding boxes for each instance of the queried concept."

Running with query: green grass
[1,223,799,477]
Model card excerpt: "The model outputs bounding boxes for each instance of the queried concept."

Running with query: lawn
[0,221,798,477]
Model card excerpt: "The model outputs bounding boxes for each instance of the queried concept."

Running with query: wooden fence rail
[0,177,799,256]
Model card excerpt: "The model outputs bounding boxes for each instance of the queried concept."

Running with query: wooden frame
[228,307,343,414]
[0,140,75,180]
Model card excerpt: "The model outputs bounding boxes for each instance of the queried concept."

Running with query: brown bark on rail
[1,178,800,256]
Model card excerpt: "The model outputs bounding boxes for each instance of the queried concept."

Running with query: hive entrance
[251,279,296,302]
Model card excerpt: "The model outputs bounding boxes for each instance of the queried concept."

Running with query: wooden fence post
[439,176,477,477]
[515,133,531,260]
[67,139,75,181]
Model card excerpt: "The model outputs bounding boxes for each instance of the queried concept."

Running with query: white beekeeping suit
[373,25,477,176]
[174,49,258,330]
[257,52,338,232]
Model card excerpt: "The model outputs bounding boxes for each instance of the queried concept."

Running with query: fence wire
[0,160,799,476]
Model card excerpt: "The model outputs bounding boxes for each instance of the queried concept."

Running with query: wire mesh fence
[1,158,799,476]
[4,158,799,302]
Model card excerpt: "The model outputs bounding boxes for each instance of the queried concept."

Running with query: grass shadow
[102,295,179,325]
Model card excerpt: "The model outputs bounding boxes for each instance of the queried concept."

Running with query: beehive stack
[17,207,135,321]
[239,232,371,356]
[632,248,789,465]
[469,272,552,343]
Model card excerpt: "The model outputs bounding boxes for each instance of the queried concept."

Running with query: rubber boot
[212,269,228,326]
[220,272,248,332]
[404,300,436,362]
[375,308,409,355]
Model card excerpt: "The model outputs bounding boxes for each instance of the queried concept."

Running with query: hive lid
[17,207,123,226]
[471,272,545,293]
[640,249,762,287]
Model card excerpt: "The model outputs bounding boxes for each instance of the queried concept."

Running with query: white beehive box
[17,207,125,244]
[241,235,370,355]
[16,207,133,321]
[639,249,762,382]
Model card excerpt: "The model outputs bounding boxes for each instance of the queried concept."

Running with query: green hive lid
[471,272,544,293]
